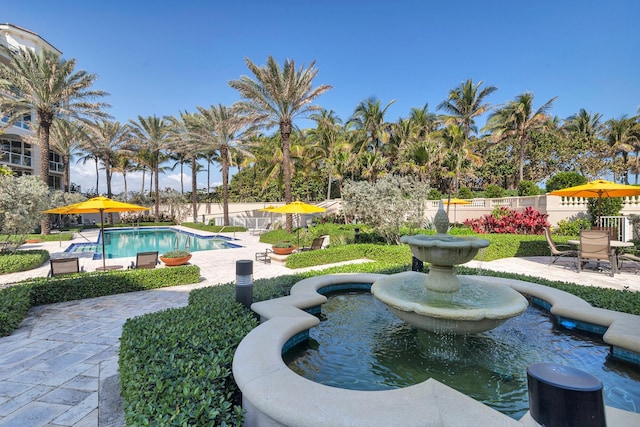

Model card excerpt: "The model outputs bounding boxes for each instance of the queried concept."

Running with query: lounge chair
[301,236,325,252]
[255,248,272,264]
[130,251,159,269]
[577,230,615,276]
[250,223,272,236]
[543,227,576,266]
[619,251,640,274]
[49,257,80,277]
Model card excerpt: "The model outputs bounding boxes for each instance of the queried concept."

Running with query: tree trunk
[281,120,293,233]
[221,145,229,226]
[94,158,99,195]
[326,170,333,200]
[191,157,198,222]
[63,155,70,192]
[123,171,128,202]
[40,118,52,235]
[154,152,160,222]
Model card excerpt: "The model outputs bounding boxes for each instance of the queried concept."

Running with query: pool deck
[0,228,639,426]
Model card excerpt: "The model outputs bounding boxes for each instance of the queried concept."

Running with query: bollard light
[354,227,360,243]
[236,260,254,308]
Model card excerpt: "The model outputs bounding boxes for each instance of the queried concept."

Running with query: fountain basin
[234,274,640,427]
[372,271,529,334]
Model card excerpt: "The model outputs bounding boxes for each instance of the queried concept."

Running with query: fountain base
[371,271,528,334]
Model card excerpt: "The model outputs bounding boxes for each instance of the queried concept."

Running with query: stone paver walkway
[0,230,638,426]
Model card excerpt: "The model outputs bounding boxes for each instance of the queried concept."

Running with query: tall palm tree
[0,46,110,234]
[562,109,607,178]
[308,109,346,199]
[437,79,497,142]
[129,115,172,222]
[168,112,201,221]
[85,120,131,199]
[50,120,85,192]
[484,92,556,183]
[111,151,136,201]
[190,104,252,225]
[229,56,332,232]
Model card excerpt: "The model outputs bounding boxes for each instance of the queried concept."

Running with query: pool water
[67,227,240,259]
[284,291,640,420]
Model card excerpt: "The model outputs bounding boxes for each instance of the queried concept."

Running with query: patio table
[567,239,633,274]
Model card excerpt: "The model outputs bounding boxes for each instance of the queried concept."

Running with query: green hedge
[285,244,411,269]
[0,250,49,274]
[183,222,247,233]
[0,265,201,337]
[0,285,32,336]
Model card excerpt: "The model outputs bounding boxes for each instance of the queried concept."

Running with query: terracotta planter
[272,246,296,255]
[160,254,192,266]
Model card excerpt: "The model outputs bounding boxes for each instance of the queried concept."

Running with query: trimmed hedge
[0,265,201,337]
[285,244,411,269]
[0,250,49,274]
[0,285,32,336]
[183,222,247,233]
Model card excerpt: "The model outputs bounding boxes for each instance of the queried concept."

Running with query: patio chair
[250,222,272,236]
[301,236,325,252]
[543,227,576,266]
[577,230,615,277]
[49,257,81,277]
[131,251,159,269]
[618,251,640,274]
[255,248,272,264]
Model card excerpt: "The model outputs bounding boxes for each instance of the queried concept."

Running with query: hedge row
[0,250,49,274]
[0,265,201,337]
[285,243,411,269]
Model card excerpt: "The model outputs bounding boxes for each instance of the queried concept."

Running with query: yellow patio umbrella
[44,196,149,270]
[548,179,640,223]
[267,201,327,246]
[442,198,472,223]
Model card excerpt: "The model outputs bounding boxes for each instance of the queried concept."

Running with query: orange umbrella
[45,196,149,269]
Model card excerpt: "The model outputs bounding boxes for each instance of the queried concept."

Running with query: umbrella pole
[100,210,106,270]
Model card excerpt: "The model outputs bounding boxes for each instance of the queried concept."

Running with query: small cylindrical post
[354,228,360,243]
[411,256,424,272]
[236,260,254,308]
[202,214,205,224]
[527,363,606,427]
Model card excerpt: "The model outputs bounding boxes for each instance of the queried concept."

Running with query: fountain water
[372,201,528,334]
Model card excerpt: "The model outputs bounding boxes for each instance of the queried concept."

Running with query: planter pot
[25,239,42,244]
[272,246,296,255]
[160,254,192,266]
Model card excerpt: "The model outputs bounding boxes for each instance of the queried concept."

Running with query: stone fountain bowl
[400,234,490,267]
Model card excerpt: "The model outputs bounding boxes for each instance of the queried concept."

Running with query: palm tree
[484,92,556,183]
[437,79,497,142]
[168,112,201,221]
[189,104,252,225]
[111,151,136,201]
[85,120,131,199]
[0,46,110,234]
[562,109,607,178]
[50,121,85,192]
[603,116,638,183]
[348,97,396,156]
[308,109,346,199]
[129,116,172,222]
[229,56,332,232]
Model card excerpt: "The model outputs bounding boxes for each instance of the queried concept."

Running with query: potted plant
[272,240,296,255]
[159,250,192,266]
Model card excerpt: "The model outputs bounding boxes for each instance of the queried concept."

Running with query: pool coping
[233,273,640,427]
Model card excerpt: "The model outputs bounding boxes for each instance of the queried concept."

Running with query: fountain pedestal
[372,201,528,334]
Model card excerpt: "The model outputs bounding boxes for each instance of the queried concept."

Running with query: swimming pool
[66,227,241,259]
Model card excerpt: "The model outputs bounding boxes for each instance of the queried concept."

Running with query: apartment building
[0,23,64,189]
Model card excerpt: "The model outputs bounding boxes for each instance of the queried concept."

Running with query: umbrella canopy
[442,198,472,223]
[267,201,326,214]
[44,196,149,269]
[267,201,327,247]
[549,179,640,224]
[548,179,640,199]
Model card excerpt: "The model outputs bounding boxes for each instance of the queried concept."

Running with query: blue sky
[4,0,639,193]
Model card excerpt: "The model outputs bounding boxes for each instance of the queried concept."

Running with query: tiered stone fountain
[372,202,528,334]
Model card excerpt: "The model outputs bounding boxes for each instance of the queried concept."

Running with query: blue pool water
[66,227,240,259]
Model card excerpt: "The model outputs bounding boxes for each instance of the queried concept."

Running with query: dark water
[284,291,640,419]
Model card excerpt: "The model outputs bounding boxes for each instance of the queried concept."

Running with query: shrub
[587,197,623,225]
[161,250,191,258]
[545,172,587,192]
[457,187,473,199]
[484,184,505,198]
[285,244,411,269]
[464,206,550,235]
[554,216,591,236]
[517,180,540,196]
[0,250,49,274]
[428,189,443,200]
[0,284,32,336]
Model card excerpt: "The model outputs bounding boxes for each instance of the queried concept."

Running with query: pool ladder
[174,235,191,250]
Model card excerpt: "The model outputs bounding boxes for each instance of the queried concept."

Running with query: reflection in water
[284,292,640,420]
